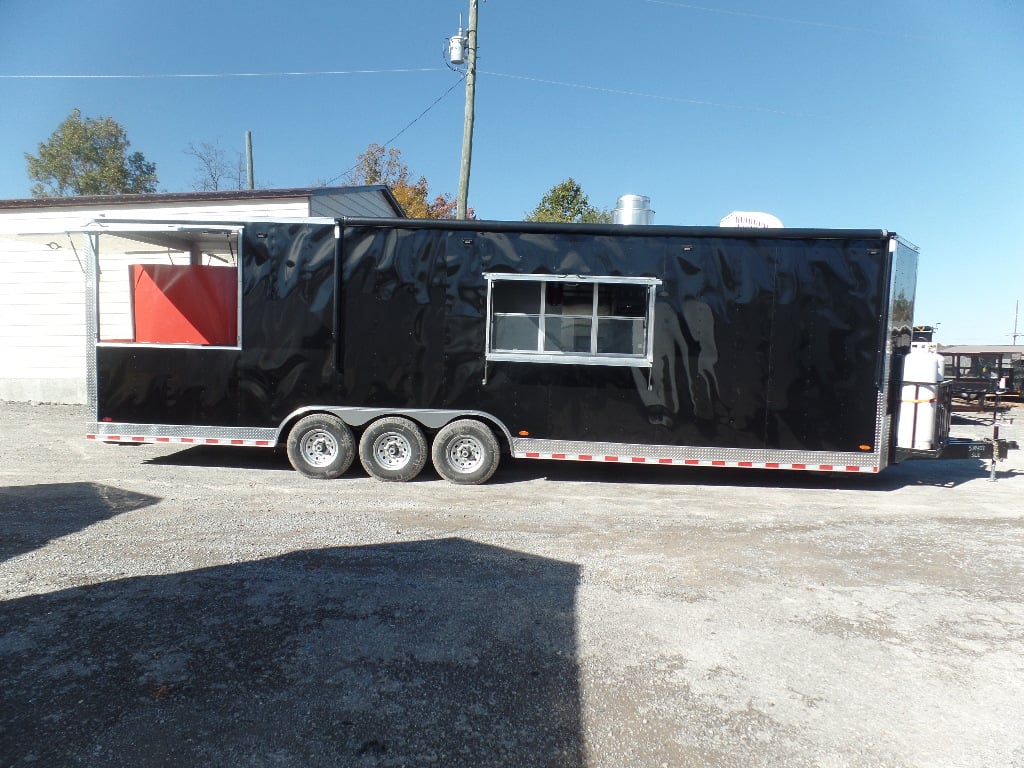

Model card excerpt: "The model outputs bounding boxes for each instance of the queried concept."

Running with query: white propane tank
[897,345,945,450]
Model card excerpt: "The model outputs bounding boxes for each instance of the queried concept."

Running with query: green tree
[525,178,612,223]
[25,108,158,197]
[348,143,469,219]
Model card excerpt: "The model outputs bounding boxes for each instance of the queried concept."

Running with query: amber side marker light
[859,445,872,451]
[518,430,530,437]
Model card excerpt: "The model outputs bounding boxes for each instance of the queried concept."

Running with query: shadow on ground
[0,538,583,768]
[140,442,1011,491]
[0,483,160,564]
[145,445,294,472]
[494,456,1011,490]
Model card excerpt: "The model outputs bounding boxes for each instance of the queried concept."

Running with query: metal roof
[0,185,405,217]
[939,345,1024,356]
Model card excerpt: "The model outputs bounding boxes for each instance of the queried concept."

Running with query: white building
[0,186,403,403]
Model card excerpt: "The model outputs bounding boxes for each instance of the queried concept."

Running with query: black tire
[431,419,500,485]
[286,413,355,479]
[358,417,428,482]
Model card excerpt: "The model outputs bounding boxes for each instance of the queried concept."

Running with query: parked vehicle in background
[939,345,1024,402]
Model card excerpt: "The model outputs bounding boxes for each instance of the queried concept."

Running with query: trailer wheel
[358,417,428,482]
[431,419,500,485]
[286,413,355,479]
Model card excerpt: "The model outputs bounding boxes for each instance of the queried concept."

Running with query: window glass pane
[545,282,592,316]
[493,315,540,351]
[487,276,654,363]
[596,318,645,355]
[599,283,647,318]
[544,316,592,353]
[493,281,540,314]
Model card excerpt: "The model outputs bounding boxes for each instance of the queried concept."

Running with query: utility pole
[456,0,478,220]
[245,131,254,190]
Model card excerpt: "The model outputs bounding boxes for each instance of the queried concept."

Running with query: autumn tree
[525,178,611,224]
[25,108,158,197]
[347,143,468,219]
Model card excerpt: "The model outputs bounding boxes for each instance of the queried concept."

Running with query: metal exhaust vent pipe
[613,194,654,225]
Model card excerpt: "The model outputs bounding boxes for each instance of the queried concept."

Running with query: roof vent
[613,194,654,225]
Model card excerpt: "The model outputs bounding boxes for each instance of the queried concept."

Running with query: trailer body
[84,217,933,482]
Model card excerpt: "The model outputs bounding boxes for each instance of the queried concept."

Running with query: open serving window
[83,223,242,348]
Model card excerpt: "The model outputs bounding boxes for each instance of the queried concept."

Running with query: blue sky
[1,0,1021,343]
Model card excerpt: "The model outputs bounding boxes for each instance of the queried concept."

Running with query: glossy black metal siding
[96,222,339,427]
[338,226,448,409]
[97,220,893,455]
[95,346,239,425]
[237,222,338,425]
[340,225,890,453]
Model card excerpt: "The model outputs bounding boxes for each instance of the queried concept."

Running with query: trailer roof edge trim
[338,216,891,240]
[70,217,336,232]
[68,216,897,242]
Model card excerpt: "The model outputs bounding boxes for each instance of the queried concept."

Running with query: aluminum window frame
[484,273,660,367]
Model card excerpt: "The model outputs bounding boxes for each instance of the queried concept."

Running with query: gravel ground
[1,401,1023,767]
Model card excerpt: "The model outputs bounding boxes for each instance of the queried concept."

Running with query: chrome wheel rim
[372,431,413,470]
[300,429,339,467]
[446,436,485,473]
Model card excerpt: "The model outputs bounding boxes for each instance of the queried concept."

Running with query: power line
[0,68,444,80]
[0,65,466,188]
[483,70,819,118]
[323,74,466,186]
[5,63,816,117]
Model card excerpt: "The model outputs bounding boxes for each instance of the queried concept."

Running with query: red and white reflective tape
[516,451,879,473]
[86,434,273,447]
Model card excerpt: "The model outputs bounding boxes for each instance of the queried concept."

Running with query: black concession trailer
[80,217,1007,484]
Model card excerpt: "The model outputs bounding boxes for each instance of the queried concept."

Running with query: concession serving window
[86,224,242,349]
[484,273,659,367]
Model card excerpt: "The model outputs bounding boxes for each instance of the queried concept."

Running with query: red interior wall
[132,264,238,345]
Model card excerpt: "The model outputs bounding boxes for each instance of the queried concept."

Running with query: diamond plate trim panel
[511,438,883,472]
[86,422,278,446]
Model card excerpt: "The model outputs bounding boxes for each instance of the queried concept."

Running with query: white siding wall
[0,198,309,403]
[0,238,86,402]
